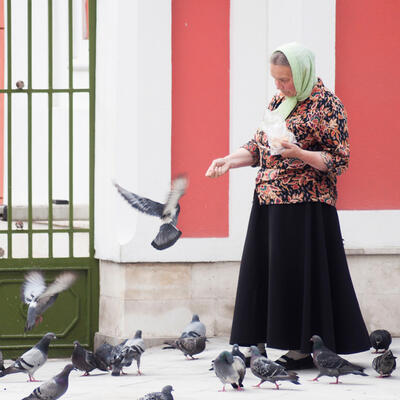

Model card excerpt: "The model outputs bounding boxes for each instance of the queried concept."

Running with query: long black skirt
[229,196,370,354]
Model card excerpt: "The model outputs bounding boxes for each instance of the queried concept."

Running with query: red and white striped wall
[94,0,400,262]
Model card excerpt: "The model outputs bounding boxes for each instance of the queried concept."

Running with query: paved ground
[1,337,399,400]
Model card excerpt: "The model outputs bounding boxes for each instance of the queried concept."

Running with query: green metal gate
[0,0,98,358]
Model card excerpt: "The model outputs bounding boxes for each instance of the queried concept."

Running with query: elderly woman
[206,42,370,369]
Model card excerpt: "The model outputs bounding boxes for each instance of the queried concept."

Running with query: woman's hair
[270,51,290,66]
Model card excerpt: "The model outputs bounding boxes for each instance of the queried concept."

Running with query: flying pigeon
[372,350,396,377]
[213,350,246,391]
[21,270,79,331]
[111,330,146,376]
[94,342,115,370]
[71,341,108,376]
[21,364,74,400]
[163,336,207,359]
[370,330,392,353]
[0,349,4,371]
[180,314,206,338]
[113,175,188,250]
[310,335,368,384]
[138,385,174,400]
[0,332,56,382]
[249,346,300,390]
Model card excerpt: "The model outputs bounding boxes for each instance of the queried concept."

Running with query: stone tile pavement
[1,337,399,399]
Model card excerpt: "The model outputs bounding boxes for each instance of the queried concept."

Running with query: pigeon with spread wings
[22,270,79,332]
[113,175,188,250]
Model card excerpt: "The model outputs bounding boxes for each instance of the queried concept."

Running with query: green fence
[0,0,98,358]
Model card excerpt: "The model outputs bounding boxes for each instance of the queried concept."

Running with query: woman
[205,42,370,369]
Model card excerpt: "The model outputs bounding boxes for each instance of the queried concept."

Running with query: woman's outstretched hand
[205,158,231,178]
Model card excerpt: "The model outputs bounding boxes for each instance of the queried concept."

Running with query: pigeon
[113,175,188,250]
[370,330,392,353]
[71,341,108,376]
[372,350,397,377]
[310,335,368,384]
[180,314,206,338]
[163,336,207,359]
[15,220,24,229]
[94,342,115,370]
[138,385,174,400]
[21,364,74,400]
[231,344,246,365]
[0,349,4,371]
[249,346,300,389]
[213,350,246,391]
[111,330,146,376]
[21,270,79,331]
[0,332,56,382]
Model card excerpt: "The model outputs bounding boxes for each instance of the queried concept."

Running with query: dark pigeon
[111,330,145,376]
[372,350,396,377]
[71,341,108,376]
[311,335,368,384]
[21,364,74,400]
[180,314,206,338]
[213,350,246,391]
[231,344,246,365]
[249,346,300,390]
[370,330,392,353]
[163,336,207,359]
[94,342,115,370]
[0,349,4,371]
[21,270,78,331]
[138,385,174,400]
[0,332,56,382]
[114,175,188,250]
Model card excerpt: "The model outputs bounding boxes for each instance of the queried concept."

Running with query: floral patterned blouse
[243,78,349,207]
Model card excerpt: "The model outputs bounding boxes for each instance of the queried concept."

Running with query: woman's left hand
[279,140,303,159]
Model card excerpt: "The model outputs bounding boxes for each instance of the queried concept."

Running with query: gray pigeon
[249,346,300,390]
[94,342,115,370]
[71,341,108,376]
[111,330,146,376]
[21,270,78,331]
[163,336,207,359]
[231,344,246,365]
[21,364,74,400]
[370,330,392,353]
[114,175,188,250]
[372,350,396,377]
[180,314,206,338]
[0,349,4,371]
[0,332,56,382]
[311,335,368,384]
[213,350,246,391]
[138,385,174,400]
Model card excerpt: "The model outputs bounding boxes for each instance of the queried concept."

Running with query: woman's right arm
[205,148,255,178]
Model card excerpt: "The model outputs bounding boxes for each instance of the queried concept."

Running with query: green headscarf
[273,42,317,120]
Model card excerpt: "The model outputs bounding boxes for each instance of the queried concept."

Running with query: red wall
[171,0,230,236]
[336,0,400,209]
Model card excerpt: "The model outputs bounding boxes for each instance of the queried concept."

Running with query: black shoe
[274,354,315,370]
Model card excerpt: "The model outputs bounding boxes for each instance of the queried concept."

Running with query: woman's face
[270,64,297,97]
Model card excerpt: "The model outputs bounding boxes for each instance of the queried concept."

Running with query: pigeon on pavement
[311,335,368,384]
[163,336,207,360]
[213,350,246,391]
[138,385,174,400]
[370,330,392,353]
[231,344,246,365]
[180,314,206,338]
[372,350,397,377]
[21,364,75,400]
[111,330,146,376]
[249,346,300,389]
[21,270,78,331]
[0,332,56,382]
[114,175,188,250]
[94,342,115,370]
[71,341,108,376]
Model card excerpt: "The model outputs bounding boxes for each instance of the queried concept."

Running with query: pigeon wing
[37,271,78,300]
[114,182,164,217]
[21,271,46,304]
[162,175,188,224]
[316,351,348,370]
